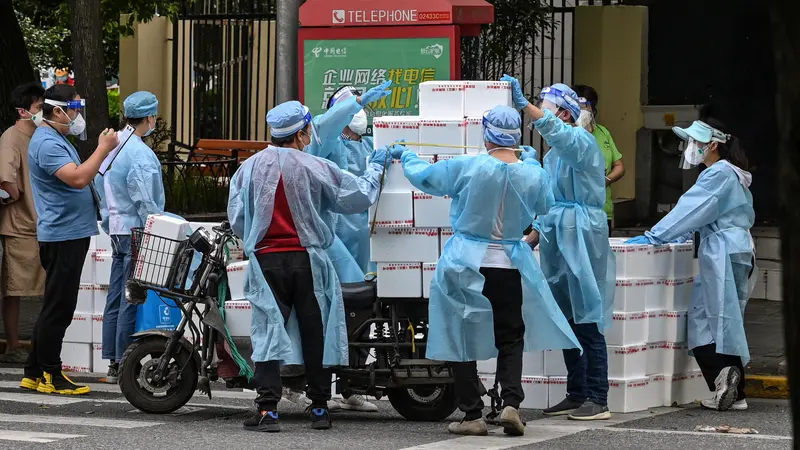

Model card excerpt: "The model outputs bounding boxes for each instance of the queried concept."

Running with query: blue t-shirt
[28,126,99,242]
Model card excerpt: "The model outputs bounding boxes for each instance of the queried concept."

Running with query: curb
[744,375,789,399]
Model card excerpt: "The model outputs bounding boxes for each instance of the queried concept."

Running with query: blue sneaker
[243,410,280,432]
[308,406,332,430]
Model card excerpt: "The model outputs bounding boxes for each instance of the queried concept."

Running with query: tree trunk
[0,3,37,130]
[69,0,110,160]
[769,0,800,440]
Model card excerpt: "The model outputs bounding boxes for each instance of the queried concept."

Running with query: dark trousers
[607,220,613,237]
[692,343,746,401]
[452,268,525,419]
[253,251,330,411]
[563,320,609,406]
[25,238,90,376]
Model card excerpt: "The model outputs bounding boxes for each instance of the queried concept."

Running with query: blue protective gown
[401,152,581,362]
[335,137,374,274]
[536,109,616,331]
[644,161,755,363]
[96,134,165,235]
[227,146,382,366]
[304,97,368,282]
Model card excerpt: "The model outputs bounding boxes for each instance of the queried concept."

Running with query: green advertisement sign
[303,37,451,135]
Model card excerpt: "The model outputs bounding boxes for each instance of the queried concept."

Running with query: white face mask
[349,110,368,135]
[19,109,44,126]
[68,113,87,137]
[576,110,594,130]
[684,139,707,166]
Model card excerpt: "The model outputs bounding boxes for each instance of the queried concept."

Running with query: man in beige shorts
[0,82,47,363]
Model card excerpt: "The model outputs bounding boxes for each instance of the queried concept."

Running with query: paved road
[0,369,792,450]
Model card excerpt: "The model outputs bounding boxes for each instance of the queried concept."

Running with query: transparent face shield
[45,98,87,140]
[678,138,707,169]
[576,98,595,130]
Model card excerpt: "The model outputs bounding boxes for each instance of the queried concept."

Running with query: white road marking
[0,430,85,443]
[0,392,86,405]
[0,413,162,429]
[128,405,207,415]
[605,427,792,441]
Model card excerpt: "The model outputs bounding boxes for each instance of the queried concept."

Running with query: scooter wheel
[119,336,198,414]
[387,384,457,422]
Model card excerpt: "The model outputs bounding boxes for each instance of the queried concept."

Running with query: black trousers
[452,267,525,418]
[25,238,90,376]
[253,251,330,410]
[692,343,747,401]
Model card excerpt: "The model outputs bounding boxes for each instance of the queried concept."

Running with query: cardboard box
[611,243,652,279]
[664,311,688,343]
[419,120,466,156]
[81,250,95,284]
[663,342,689,375]
[92,314,103,344]
[94,252,112,286]
[649,374,666,408]
[608,377,650,413]
[547,377,567,408]
[606,311,648,346]
[523,351,545,377]
[369,191,414,228]
[373,116,421,154]
[465,117,483,155]
[226,261,248,301]
[647,311,667,342]
[670,243,694,278]
[651,245,672,277]
[422,263,436,298]
[95,223,112,252]
[377,263,422,298]
[477,358,497,374]
[682,370,711,405]
[520,376,549,409]
[134,214,191,287]
[419,81,465,119]
[92,343,109,374]
[93,285,108,315]
[664,278,694,311]
[61,342,91,373]
[440,228,454,254]
[463,81,513,117]
[77,284,95,314]
[370,228,439,262]
[413,192,452,228]
[64,313,92,344]
[607,344,648,379]
[614,279,648,312]
[544,349,567,376]
[384,155,434,192]
[645,279,666,311]
[223,300,252,337]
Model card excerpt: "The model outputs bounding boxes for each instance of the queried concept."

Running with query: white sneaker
[339,394,378,412]
[700,398,719,410]
[282,387,312,406]
[731,399,748,411]
[701,397,747,411]
[714,366,741,411]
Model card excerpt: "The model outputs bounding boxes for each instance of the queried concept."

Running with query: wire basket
[130,228,193,291]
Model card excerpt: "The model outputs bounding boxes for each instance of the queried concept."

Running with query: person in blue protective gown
[95,91,165,383]
[626,119,754,412]
[502,75,615,421]
[393,105,581,437]
[228,99,393,432]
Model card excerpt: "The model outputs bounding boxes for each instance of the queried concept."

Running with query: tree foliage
[14,9,70,73]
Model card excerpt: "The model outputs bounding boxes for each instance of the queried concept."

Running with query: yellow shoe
[19,377,41,391]
[37,371,91,395]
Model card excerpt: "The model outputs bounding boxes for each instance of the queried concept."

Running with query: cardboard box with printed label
[608,377,650,413]
[463,81,513,117]
[378,263,422,298]
[419,81,465,119]
[440,228,454,254]
[369,191,414,229]
[93,285,108,315]
[133,214,191,287]
[94,252,112,286]
[614,279,648,312]
[223,300,252,337]
[649,374,666,407]
[670,243,695,278]
[422,263,436,298]
[413,192,452,228]
[77,284,95,313]
[371,228,440,263]
[665,278,694,311]
[647,310,666,342]
[520,376,549,409]
[611,243,653,279]
[95,223,112,253]
[92,314,103,344]
[682,371,711,404]
[651,245,673,277]
[523,351,545,377]
[419,120,466,156]
[607,344,648,379]
[81,250,95,284]
[383,155,434,193]
[547,377,567,408]
[373,116,420,154]
[664,311,688,343]
[226,260,248,301]
[663,342,689,375]
[465,117,483,155]
[544,349,567,376]
[645,279,666,311]
[647,342,666,375]
[64,313,92,343]
[606,311,648,346]
[92,343,109,374]
[61,342,91,373]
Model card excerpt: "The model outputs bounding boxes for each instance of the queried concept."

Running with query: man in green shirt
[574,85,625,234]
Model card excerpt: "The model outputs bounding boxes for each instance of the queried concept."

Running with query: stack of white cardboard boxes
[370,80,512,299]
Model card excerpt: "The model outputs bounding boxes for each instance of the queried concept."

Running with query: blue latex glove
[369,146,391,168]
[390,143,408,160]
[520,145,538,161]
[625,235,652,245]
[501,74,530,110]
[360,80,393,106]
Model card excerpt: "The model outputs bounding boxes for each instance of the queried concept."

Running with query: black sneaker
[308,406,332,430]
[568,400,611,421]
[243,410,280,432]
[37,371,90,395]
[106,362,119,384]
[543,397,584,416]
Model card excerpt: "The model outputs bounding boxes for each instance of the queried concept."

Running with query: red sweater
[255,177,304,255]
